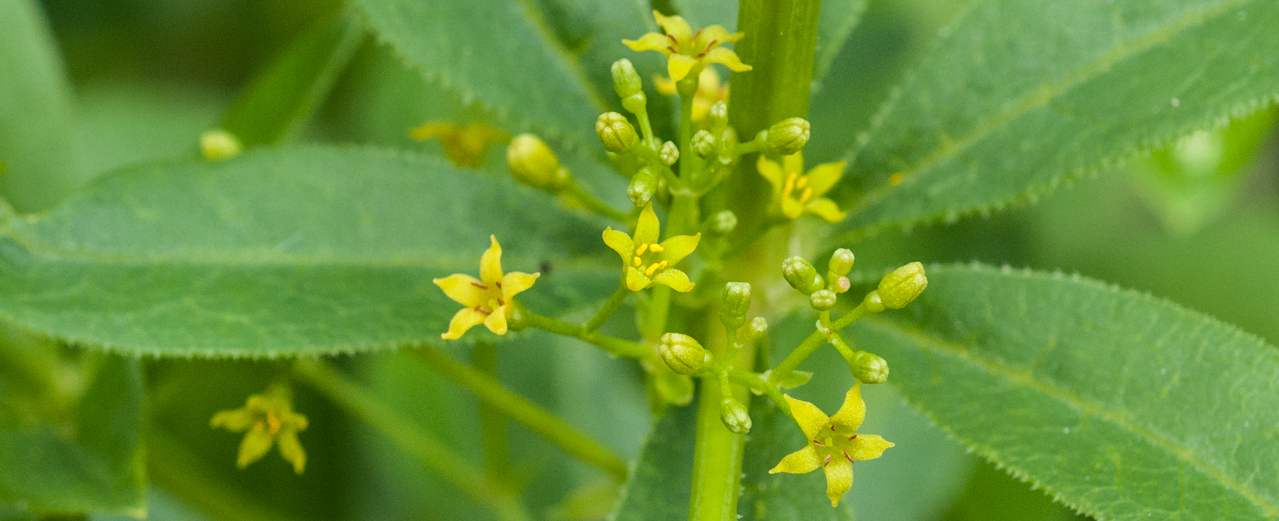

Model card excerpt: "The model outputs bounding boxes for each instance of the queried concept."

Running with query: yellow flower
[654,68,729,124]
[623,11,751,82]
[603,203,700,292]
[769,384,894,506]
[211,387,309,474]
[410,121,509,168]
[434,236,540,339]
[757,153,847,222]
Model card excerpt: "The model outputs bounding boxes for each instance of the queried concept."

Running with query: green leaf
[612,404,696,521]
[0,0,81,212]
[0,146,618,357]
[223,15,366,146]
[848,264,1279,520]
[0,340,145,516]
[833,0,1279,237]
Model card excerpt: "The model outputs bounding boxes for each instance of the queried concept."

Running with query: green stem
[584,282,631,333]
[770,302,873,383]
[474,341,510,482]
[293,359,532,521]
[409,346,630,481]
[727,369,790,415]
[524,312,651,359]
[688,364,750,521]
[565,183,628,222]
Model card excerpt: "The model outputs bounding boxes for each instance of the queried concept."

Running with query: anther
[823,455,832,467]
[799,187,813,203]
[667,33,679,44]
[796,177,808,188]
[812,439,826,447]
[636,243,649,255]
[474,306,492,316]
[645,262,662,276]
[844,450,853,463]
[649,244,664,252]
[633,256,643,266]
[471,282,489,289]
[783,172,797,195]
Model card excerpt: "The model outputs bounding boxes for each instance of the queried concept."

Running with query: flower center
[264,411,282,435]
[469,280,505,314]
[632,242,669,277]
[811,423,858,467]
[783,172,813,204]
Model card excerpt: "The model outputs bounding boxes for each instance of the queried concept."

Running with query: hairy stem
[524,312,651,358]
[584,282,631,333]
[565,183,628,222]
[770,302,872,383]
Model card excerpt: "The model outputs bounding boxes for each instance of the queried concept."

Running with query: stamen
[266,411,282,435]
[656,260,668,270]
[830,424,837,431]
[812,439,826,447]
[667,33,679,44]
[693,28,703,40]
[796,177,809,188]
[471,281,489,289]
[496,298,505,306]
[844,450,854,463]
[645,262,662,276]
[649,244,664,253]
[799,187,813,203]
[474,306,492,316]
[849,434,857,440]
[636,243,649,255]
[705,39,718,53]
[823,455,832,467]
[633,256,643,266]
[495,281,502,289]
[667,45,679,54]
[783,172,798,195]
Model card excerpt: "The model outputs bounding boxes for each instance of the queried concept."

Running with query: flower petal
[695,25,742,50]
[848,434,894,461]
[653,75,678,95]
[781,196,805,219]
[652,268,694,293]
[277,428,307,474]
[704,47,751,72]
[783,394,830,440]
[626,267,652,292]
[480,235,504,285]
[829,384,866,431]
[501,272,540,300]
[442,308,486,339]
[804,198,847,222]
[603,227,635,261]
[667,54,697,82]
[635,203,661,246]
[484,307,508,335]
[210,409,256,432]
[281,410,309,431]
[756,156,785,192]
[769,446,821,475]
[805,161,846,196]
[237,423,275,469]
[623,32,673,54]
[658,233,700,266]
[433,274,488,307]
[653,11,692,41]
[822,458,853,506]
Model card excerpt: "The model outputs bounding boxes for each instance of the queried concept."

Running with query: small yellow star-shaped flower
[603,203,700,292]
[210,388,309,474]
[757,153,847,222]
[769,384,894,506]
[623,11,751,82]
[409,121,508,168]
[434,235,540,339]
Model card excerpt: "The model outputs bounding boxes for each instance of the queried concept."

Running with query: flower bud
[848,350,889,384]
[708,101,728,128]
[766,117,811,155]
[720,398,752,434]
[782,256,825,295]
[720,282,752,329]
[200,129,242,161]
[833,276,851,294]
[737,316,768,344]
[877,262,927,309]
[862,291,885,313]
[596,112,638,153]
[658,333,711,375]
[507,134,571,191]
[627,167,658,207]
[809,289,837,311]
[659,141,679,166]
[828,248,856,278]
[710,210,737,234]
[611,59,644,100]
[692,130,717,158]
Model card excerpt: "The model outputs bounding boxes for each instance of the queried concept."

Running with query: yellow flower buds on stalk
[659,333,711,375]
[809,289,837,311]
[507,134,572,192]
[611,59,646,113]
[738,316,769,344]
[864,262,928,312]
[783,256,825,295]
[721,282,752,329]
[596,112,639,153]
[765,118,811,155]
[628,167,658,207]
[710,210,737,234]
[847,350,889,384]
[720,398,752,434]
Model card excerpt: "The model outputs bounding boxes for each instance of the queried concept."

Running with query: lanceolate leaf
[611,404,696,521]
[833,0,1279,237]
[848,264,1279,520]
[0,146,617,357]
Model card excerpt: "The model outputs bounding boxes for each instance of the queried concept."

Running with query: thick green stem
[409,345,630,481]
[584,282,631,333]
[770,302,873,383]
[293,360,531,521]
[524,312,651,359]
[474,341,510,482]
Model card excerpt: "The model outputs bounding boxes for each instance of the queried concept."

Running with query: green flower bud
[878,262,927,309]
[809,289,837,311]
[611,59,644,100]
[621,93,647,115]
[658,333,711,375]
[720,398,752,434]
[833,276,851,294]
[862,291,886,313]
[507,134,571,191]
[782,256,825,295]
[848,350,889,384]
[692,130,717,158]
[659,141,679,166]
[720,282,752,329]
[737,316,768,344]
[708,101,728,128]
[627,167,658,207]
[829,248,856,278]
[710,210,737,234]
[200,129,242,161]
[596,112,638,153]
[766,117,811,155]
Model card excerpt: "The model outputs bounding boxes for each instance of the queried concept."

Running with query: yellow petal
[769,445,821,474]
[652,268,694,293]
[658,233,700,266]
[501,272,540,301]
[782,152,805,174]
[210,408,256,432]
[780,196,805,219]
[237,423,275,469]
[433,274,488,307]
[603,227,635,261]
[442,308,486,339]
[634,203,661,246]
[694,25,741,50]
[281,410,309,431]
[667,54,697,82]
[805,161,846,196]
[653,10,692,41]
[829,384,866,431]
[623,32,673,55]
[848,434,894,460]
[277,428,307,474]
[783,394,830,440]
[805,198,847,222]
[756,155,785,192]
[409,122,452,141]
[480,235,504,285]
[822,458,853,506]
[653,75,678,95]
[625,267,652,292]
[484,308,508,335]
[704,47,751,72]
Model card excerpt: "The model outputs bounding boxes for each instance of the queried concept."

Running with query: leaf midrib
[845,0,1253,222]
[861,312,1279,519]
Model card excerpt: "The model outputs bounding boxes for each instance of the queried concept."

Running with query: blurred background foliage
[0,0,1274,519]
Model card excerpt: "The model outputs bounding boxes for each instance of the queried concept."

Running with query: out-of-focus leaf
[849,264,1279,520]
[0,0,81,212]
[834,0,1279,237]
[73,83,226,179]
[941,460,1085,521]
[223,15,366,146]
[0,146,617,357]
[611,403,696,521]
